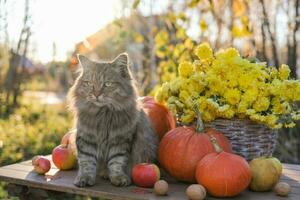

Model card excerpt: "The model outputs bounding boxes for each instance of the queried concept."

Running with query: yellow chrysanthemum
[220,108,235,119]
[161,72,177,82]
[169,78,183,94]
[174,99,184,108]
[292,112,300,120]
[179,90,190,102]
[194,43,213,60]
[268,67,278,79]
[154,30,169,46]
[226,75,239,88]
[181,110,195,124]
[206,98,220,110]
[188,79,205,97]
[237,101,249,114]
[155,42,300,128]
[155,87,165,103]
[178,61,193,77]
[199,20,208,31]
[215,47,240,59]
[224,88,241,105]
[284,122,296,128]
[273,123,283,129]
[217,104,230,113]
[278,64,291,80]
[201,108,216,121]
[242,88,258,104]
[206,76,225,95]
[281,80,300,101]
[265,115,278,127]
[167,103,177,113]
[238,74,253,90]
[249,113,267,124]
[253,97,270,112]
[272,98,290,114]
[174,43,185,59]
[161,82,170,94]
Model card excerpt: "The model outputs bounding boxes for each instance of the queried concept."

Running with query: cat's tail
[131,111,159,165]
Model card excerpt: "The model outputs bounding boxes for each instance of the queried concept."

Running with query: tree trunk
[287,0,299,78]
[4,0,31,109]
[259,0,279,67]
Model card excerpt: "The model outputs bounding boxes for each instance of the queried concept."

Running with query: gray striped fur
[68,53,158,187]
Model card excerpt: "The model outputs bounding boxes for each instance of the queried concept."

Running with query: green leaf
[113,20,123,28]
[132,0,140,9]
[119,31,128,38]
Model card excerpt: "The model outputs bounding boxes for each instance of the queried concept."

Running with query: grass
[0,96,72,199]
[24,75,60,92]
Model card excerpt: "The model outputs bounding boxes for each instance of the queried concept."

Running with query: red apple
[32,155,41,166]
[61,130,76,145]
[32,156,51,174]
[132,163,160,188]
[52,144,76,170]
[61,132,72,145]
[60,130,77,156]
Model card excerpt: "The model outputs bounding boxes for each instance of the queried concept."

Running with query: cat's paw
[99,170,109,180]
[74,174,96,187]
[109,173,131,187]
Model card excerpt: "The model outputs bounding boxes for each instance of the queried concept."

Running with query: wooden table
[0,156,299,200]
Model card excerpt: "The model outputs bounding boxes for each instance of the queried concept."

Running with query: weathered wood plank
[283,168,300,176]
[0,168,148,200]
[5,162,300,187]
[282,164,300,171]
[0,158,300,200]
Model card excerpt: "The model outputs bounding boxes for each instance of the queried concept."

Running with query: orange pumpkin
[139,96,176,140]
[158,112,232,182]
[195,137,251,197]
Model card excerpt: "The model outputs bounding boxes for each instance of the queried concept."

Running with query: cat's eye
[82,81,92,87]
[104,82,112,87]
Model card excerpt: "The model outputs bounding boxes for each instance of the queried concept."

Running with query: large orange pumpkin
[158,112,232,182]
[139,96,176,140]
[195,137,251,197]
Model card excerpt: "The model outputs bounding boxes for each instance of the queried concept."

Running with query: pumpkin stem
[193,105,205,133]
[210,136,223,153]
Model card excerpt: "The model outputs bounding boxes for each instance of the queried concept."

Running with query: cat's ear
[77,54,92,70]
[112,53,131,79]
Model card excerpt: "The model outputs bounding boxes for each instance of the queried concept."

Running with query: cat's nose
[94,91,101,97]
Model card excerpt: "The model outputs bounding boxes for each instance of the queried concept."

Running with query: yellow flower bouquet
[155,43,300,129]
[155,42,300,160]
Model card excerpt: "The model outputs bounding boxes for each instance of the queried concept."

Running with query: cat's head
[70,53,137,110]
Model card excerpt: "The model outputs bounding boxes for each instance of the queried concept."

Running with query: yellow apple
[249,156,282,191]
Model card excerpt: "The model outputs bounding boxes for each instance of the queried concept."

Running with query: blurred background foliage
[0,0,299,199]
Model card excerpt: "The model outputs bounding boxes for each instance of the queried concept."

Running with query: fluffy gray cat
[68,53,158,187]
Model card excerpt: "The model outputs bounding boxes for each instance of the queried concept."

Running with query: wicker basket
[205,118,278,161]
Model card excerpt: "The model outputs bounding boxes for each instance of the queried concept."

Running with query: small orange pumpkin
[139,96,176,140]
[195,137,252,197]
[158,110,232,182]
